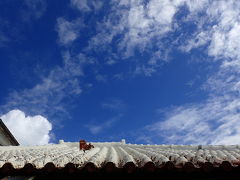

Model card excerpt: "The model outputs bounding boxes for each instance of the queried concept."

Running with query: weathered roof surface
[1,141,240,172]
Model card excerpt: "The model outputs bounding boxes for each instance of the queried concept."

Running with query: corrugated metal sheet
[0,141,240,171]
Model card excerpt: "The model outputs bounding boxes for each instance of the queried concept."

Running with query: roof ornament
[59,139,64,144]
[121,139,126,144]
[79,140,94,152]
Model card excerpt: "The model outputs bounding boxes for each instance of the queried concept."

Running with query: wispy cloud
[70,0,103,12]
[143,96,240,145]
[56,18,84,46]
[2,0,240,146]
[85,98,126,134]
[1,51,84,121]
[95,74,107,83]
[0,30,9,47]
[101,98,127,112]
[139,0,240,145]
[0,0,47,47]
[83,0,191,76]
[63,0,190,77]
[85,114,123,134]
[21,0,47,21]
[0,17,20,48]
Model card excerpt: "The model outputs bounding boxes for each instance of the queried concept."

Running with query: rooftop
[0,140,240,175]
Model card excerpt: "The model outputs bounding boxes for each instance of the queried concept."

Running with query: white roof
[0,141,240,169]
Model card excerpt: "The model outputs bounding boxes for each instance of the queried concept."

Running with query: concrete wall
[0,126,15,146]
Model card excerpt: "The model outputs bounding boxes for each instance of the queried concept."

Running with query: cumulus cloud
[56,18,83,46]
[1,109,52,146]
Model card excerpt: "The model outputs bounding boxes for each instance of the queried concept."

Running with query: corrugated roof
[0,141,240,173]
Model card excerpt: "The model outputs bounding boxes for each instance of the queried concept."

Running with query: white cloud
[70,0,103,12]
[184,0,208,12]
[109,0,184,56]
[86,0,186,75]
[56,18,83,46]
[181,1,240,62]
[180,31,210,52]
[68,0,236,78]
[147,0,180,25]
[1,109,52,146]
[134,65,156,77]
[93,0,240,71]
[144,96,240,145]
[140,0,240,145]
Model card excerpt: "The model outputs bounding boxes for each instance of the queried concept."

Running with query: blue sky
[1,0,240,146]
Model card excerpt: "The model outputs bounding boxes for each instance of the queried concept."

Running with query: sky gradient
[0,0,240,146]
